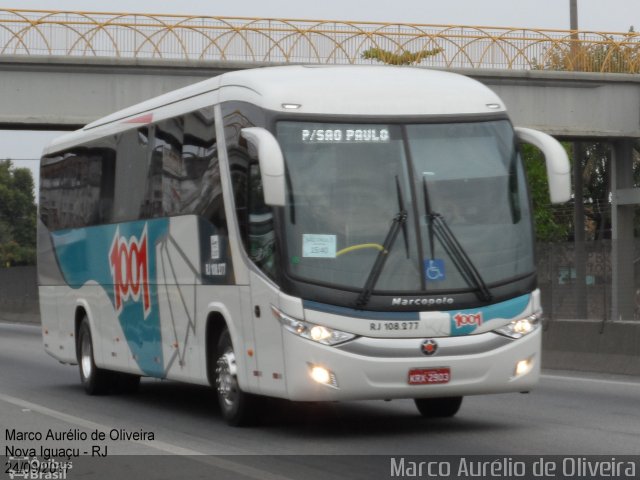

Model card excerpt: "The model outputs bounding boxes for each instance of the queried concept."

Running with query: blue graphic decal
[305,294,530,328]
[450,294,530,336]
[51,219,169,377]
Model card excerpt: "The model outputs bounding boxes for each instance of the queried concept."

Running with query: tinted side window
[222,102,278,279]
[222,103,260,252]
[134,108,221,222]
[40,140,116,230]
[180,107,224,227]
[248,163,277,278]
[148,117,184,217]
[112,127,150,222]
[40,107,221,231]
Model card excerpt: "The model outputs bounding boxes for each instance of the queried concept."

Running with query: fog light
[514,357,534,377]
[311,366,330,383]
[308,365,338,388]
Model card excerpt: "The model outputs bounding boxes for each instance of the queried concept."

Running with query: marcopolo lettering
[392,297,454,306]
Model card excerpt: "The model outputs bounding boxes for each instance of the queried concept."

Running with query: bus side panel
[39,286,63,361]
[50,219,171,378]
[192,285,253,389]
[156,216,239,384]
[156,282,199,382]
[54,284,108,368]
[156,216,206,384]
[37,219,67,362]
[91,282,134,373]
[249,270,288,398]
[47,215,239,383]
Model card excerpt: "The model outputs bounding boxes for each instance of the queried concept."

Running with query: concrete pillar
[611,139,636,320]
[573,142,587,318]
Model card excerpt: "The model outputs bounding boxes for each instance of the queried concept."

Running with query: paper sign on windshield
[302,234,337,258]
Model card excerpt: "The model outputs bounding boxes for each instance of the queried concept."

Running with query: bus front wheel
[215,328,260,426]
[414,396,463,418]
[77,319,112,395]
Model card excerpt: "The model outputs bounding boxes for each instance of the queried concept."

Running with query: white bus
[38,66,569,425]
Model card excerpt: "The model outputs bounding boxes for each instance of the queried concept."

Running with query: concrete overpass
[2,8,638,136]
[1,54,640,139]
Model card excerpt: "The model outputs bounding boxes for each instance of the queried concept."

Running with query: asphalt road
[1,322,639,479]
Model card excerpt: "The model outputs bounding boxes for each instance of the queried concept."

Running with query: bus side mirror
[240,127,286,206]
[515,127,571,204]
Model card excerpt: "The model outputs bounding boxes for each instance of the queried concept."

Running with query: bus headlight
[271,306,356,346]
[493,312,541,339]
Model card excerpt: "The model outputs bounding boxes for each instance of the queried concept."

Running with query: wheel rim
[215,350,238,408]
[80,333,93,380]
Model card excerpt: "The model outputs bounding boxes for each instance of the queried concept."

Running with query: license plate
[408,367,451,385]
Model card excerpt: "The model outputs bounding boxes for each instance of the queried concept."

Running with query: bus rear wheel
[77,319,112,395]
[215,328,260,426]
[414,396,463,418]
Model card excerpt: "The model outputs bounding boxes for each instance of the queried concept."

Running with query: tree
[537,27,640,73]
[0,160,37,267]
[361,47,443,65]
[521,144,573,242]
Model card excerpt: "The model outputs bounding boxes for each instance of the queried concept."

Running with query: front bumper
[282,327,541,401]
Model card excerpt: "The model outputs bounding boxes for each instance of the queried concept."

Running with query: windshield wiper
[422,176,437,261]
[422,177,492,302]
[356,177,408,309]
[395,176,410,259]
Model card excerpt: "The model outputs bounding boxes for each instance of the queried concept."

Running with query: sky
[0,0,638,32]
[1,0,639,195]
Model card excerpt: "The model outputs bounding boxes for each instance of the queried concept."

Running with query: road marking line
[541,373,640,388]
[0,392,295,480]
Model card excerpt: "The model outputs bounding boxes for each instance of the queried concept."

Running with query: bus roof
[44,65,506,155]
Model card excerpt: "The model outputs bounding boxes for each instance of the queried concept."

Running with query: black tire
[77,318,112,395]
[414,396,463,418]
[214,328,260,426]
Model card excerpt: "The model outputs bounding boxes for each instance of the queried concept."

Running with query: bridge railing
[1,9,639,72]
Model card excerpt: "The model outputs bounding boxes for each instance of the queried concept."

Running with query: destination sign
[301,128,390,143]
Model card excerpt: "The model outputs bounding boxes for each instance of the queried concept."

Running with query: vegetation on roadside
[0,160,37,267]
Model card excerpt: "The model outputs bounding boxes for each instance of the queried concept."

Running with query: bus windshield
[276,119,534,296]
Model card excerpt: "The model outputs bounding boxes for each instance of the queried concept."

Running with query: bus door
[247,162,287,397]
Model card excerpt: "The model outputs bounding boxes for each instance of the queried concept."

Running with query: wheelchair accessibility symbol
[424,259,446,282]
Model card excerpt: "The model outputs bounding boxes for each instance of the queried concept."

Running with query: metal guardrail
[0,9,639,72]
